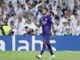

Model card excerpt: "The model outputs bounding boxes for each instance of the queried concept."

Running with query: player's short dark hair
[26,0,30,3]
[43,8,48,12]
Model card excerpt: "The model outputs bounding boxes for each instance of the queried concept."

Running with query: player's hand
[51,33,54,38]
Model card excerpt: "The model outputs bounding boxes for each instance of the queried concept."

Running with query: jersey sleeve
[48,16,53,24]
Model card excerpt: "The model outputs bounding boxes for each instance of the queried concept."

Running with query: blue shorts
[43,34,50,42]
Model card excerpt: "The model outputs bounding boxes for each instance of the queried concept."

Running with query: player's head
[42,8,48,15]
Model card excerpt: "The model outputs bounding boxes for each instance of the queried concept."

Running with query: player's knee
[43,42,46,45]
[42,48,45,51]
[47,42,50,45]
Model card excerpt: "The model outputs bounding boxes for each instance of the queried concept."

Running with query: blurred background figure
[64,26,72,36]
[23,26,34,35]
[0,20,14,35]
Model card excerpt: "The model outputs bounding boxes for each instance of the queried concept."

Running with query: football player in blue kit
[34,8,55,59]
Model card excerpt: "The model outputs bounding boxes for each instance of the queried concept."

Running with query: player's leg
[36,42,46,59]
[44,34,54,55]
[47,42,54,55]
[40,42,46,55]
[47,42,55,59]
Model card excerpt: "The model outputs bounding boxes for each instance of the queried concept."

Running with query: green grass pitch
[0,51,80,60]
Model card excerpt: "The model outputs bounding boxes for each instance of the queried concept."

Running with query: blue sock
[47,43,54,55]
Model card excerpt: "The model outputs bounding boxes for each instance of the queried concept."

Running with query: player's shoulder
[46,15,52,19]
[40,16,43,20]
[46,15,52,20]
[46,15,51,18]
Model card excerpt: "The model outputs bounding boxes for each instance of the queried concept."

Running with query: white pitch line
[64,51,80,53]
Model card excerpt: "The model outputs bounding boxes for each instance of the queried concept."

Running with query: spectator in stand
[56,6,63,17]
[54,16,62,35]
[64,27,72,36]
[60,12,68,25]
[77,5,80,18]
[23,26,34,35]
[0,15,3,26]
[60,20,68,35]
[75,20,80,35]
[15,18,24,35]
[15,2,22,16]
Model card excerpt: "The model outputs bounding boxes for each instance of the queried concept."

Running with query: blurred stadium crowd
[0,0,80,35]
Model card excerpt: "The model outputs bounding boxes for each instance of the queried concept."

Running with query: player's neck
[43,14,47,17]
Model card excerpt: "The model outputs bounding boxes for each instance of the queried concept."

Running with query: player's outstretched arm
[35,23,41,27]
[34,21,41,27]
[51,24,55,38]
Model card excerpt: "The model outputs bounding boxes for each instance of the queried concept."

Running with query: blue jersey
[39,15,53,35]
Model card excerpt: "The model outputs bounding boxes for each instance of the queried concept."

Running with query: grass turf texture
[0,51,80,60]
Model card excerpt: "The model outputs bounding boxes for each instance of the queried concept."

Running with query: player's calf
[47,42,54,55]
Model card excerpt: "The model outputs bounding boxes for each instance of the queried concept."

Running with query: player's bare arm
[35,23,41,27]
[51,24,55,38]
[34,20,41,27]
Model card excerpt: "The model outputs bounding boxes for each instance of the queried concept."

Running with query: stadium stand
[0,0,80,35]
